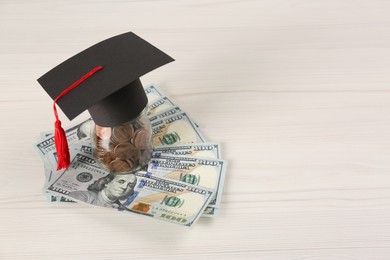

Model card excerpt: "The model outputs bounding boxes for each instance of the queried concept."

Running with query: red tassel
[54,120,70,170]
[52,66,103,170]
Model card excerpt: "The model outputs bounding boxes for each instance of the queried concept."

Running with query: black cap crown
[37,32,174,126]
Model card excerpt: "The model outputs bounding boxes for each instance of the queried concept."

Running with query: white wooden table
[1,1,390,259]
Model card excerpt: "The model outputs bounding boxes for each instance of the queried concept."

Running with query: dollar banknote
[151,112,205,146]
[42,147,83,203]
[149,105,199,126]
[153,143,220,159]
[147,155,227,208]
[47,153,214,227]
[202,207,218,217]
[144,85,166,103]
[34,118,93,158]
[148,106,183,122]
[39,128,76,203]
[153,143,222,216]
[147,96,177,117]
[40,138,93,203]
[44,141,92,173]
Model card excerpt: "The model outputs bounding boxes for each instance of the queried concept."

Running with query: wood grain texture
[1,0,390,259]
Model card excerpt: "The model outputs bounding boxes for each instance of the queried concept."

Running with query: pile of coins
[93,119,152,173]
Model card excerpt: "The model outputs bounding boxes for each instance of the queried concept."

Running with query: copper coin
[112,124,134,143]
[99,151,117,165]
[126,159,135,169]
[94,149,106,160]
[114,143,133,159]
[131,121,143,131]
[110,158,131,173]
[138,117,150,128]
[114,143,140,161]
[131,129,150,149]
[95,125,112,140]
[108,139,119,151]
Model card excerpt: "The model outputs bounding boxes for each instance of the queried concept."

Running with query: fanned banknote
[149,105,199,128]
[147,155,227,208]
[153,143,220,159]
[202,207,218,217]
[34,118,93,158]
[37,126,92,203]
[144,85,166,103]
[151,112,205,146]
[149,106,183,122]
[147,96,177,117]
[47,153,214,226]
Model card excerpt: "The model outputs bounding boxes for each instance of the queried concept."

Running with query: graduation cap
[37,32,174,170]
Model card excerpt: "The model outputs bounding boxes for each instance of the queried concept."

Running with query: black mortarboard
[37,32,174,127]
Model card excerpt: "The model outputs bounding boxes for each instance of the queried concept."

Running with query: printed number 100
[160,214,187,223]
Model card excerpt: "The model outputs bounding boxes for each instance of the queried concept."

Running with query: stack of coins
[93,119,152,173]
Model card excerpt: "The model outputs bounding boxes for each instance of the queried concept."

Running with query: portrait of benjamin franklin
[69,173,137,208]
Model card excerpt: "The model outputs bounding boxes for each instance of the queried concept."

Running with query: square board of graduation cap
[37,32,174,127]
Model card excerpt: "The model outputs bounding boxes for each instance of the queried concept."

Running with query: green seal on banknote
[161,132,180,145]
[164,196,183,207]
[180,174,199,185]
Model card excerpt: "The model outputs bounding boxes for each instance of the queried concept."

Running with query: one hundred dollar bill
[44,140,93,175]
[41,139,93,203]
[149,106,183,122]
[76,142,93,154]
[153,143,220,159]
[147,155,227,208]
[147,96,177,117]
[34,118,93,158]
[144,85,166,103]
[42,147,82,203]
[149,105,200,128]
[151,112,205,146]
[47,153,214,227]
[35,118,93,191]
[202,207,218,217]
